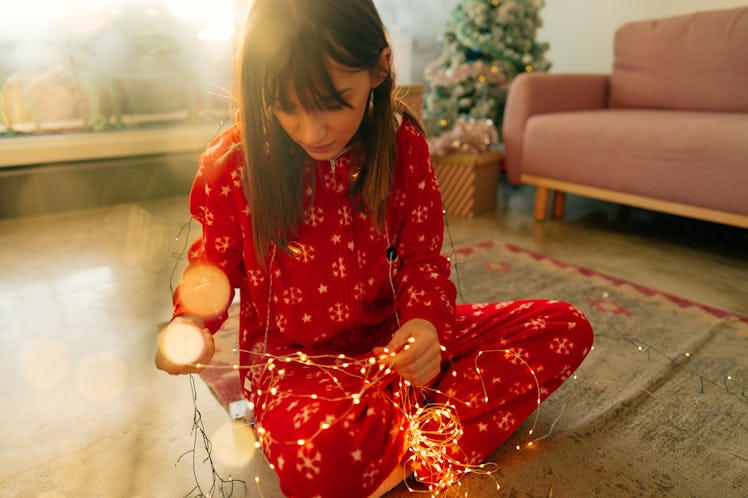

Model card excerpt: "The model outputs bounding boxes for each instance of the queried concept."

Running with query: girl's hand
[155,316,215,375]
[374,318,442,387]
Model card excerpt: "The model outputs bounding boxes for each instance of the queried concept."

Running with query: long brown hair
[234,0,422,262]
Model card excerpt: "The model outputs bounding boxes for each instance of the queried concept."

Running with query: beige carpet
[201,240,748,497]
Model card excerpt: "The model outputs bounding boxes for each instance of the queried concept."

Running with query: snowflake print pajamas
[173,118,593,497]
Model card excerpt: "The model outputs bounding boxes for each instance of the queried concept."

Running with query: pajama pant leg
[430,299,593,470]
[249,299,592,496]
[249,360,408,498]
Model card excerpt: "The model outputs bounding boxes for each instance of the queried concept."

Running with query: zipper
[329,157,337,188]
[328,145,352,181]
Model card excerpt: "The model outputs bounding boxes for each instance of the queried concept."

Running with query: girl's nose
[297,112,327,145]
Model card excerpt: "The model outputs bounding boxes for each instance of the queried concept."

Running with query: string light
[183,338,543,493]
[170,189,551,495]
[178,376,246,498]
[169,219,193,294]
[596,333,746,405]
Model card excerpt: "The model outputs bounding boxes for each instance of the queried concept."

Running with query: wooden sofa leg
[552,191,566,219]
[534,187,549,221]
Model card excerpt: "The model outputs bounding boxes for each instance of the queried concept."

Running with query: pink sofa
[502,6,748,229]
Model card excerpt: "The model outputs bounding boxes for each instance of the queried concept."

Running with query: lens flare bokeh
[75,352,128,403]
[210,421,257,468]
[20,336,72,390]
[160,321,207,366]
[179,263,231,320]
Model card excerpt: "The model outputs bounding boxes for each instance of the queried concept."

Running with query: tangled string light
[179,375,247,498]
[166,211,540,495]
[201,343,541,494]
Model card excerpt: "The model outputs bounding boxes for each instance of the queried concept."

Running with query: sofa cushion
[522,109,748,215]
[609,7,748,112]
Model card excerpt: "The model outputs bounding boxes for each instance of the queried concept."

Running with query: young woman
[156,1,593,496]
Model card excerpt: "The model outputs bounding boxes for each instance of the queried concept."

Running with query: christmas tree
[422,0,551,152]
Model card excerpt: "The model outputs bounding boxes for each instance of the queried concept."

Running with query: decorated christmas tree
[422,0,551,154]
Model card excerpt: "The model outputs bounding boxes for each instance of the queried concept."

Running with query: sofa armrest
[503,73,610,184]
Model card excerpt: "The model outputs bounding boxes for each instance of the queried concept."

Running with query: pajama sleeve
[391,122,457,336]
[172,128,246,333]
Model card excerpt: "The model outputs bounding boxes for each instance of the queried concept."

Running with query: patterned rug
[200,240,748,497]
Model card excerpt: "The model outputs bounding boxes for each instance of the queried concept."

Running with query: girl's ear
[371,47,392,88]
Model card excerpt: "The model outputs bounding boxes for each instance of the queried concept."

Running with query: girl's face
[272,54,388,161]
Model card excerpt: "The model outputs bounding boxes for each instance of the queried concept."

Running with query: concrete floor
[1,183,746,498]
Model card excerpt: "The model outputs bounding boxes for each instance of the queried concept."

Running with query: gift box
[432,151,502,218]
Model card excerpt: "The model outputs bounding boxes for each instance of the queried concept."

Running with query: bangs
[246,0,384,114]
[264,33,356,112]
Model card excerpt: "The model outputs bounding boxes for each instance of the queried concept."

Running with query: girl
[156,1,593,497]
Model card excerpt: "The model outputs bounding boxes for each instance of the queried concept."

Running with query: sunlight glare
[211,421,257,467]
[166,0,237,23]
[199,23,236,42]
[20,337,72,390]
[0,0,115,37]
[75,352,128,403]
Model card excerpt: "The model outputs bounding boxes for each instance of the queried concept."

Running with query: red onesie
[174,117,593,497]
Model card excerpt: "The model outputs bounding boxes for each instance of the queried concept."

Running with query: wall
[539,0,748,73]
[374,0,459,84]
[375,0,748,81]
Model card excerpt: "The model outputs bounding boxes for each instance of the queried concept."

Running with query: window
[0,0,239,137]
